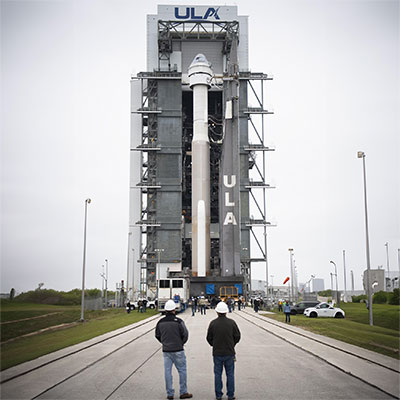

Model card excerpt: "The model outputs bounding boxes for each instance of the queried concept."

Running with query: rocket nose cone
[190,53,210,67]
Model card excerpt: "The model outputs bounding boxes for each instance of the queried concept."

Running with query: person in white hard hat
[155,299,193,400]
[206,301,241,400]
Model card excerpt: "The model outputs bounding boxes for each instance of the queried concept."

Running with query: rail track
[1,309,398,399]
[235,310,399,399]
[1,314,161,386]
[1,313,190,400]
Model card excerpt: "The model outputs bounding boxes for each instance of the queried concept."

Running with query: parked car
[290,301,320,315]
[304,302,345,318]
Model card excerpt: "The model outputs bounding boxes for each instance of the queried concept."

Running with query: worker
[206,301,241,400]
[155,299,193,400]
[283,300,291,323]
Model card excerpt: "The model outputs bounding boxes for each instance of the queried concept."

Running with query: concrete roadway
[1,308,397,400]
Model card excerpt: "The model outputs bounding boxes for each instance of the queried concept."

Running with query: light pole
[343,250,347,302]
[155,249,164,301]
[100,265,105,306]
[398,248,400,276]
[385,242,390,291]
[270,275,274,300]
[357,151,373,326]
[305,274,315,294]
[330,273,333,291]
[351,270,355,292]
[80,198,91,322]
[288,248,294,302]
[330,261,339,306]
[105,259,108,308]
[242,247,249,298]
[127,232,132,299]
[131,248,135,299]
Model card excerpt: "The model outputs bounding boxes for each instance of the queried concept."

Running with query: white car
[304,302,345,318]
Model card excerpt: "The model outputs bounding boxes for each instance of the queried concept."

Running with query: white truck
[157,277,189,312]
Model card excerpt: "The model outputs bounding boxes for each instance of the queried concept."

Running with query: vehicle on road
[291,301,320,315]
[128,299,156,311]
[158,277,189,312]
[304,302,345,318]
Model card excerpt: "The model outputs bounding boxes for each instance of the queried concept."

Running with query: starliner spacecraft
[129,5,274,301]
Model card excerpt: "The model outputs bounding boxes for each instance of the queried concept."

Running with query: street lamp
[357,151,373,326]
[288,248,294,302]
[398,248,400,276]
[270,274,274,300]
[330,261,339,306]
[80,198,91,322]
[100,265,105,305]
[350,270,355,292]
[155,248,164,301]
[105,259,108,308]
[385,242,390,290]
[343,250,347,302]
[131,248,135,299]
[127,232,132,299]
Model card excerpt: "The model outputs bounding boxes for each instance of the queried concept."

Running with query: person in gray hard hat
[155,299,193,400]
[206,301,241,400]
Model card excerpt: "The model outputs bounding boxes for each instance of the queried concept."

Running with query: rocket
[188,54,213,277]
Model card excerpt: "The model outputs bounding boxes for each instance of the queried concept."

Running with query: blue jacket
[283,303,291,313]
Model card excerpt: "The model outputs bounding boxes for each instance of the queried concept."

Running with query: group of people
[126,298,149,313]
[189,295,247,316]
[155,299,241,400]
[251,297,264,313]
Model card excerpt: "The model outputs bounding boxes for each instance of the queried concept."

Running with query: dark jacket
[155,313,189,352]
[206,315,241,356]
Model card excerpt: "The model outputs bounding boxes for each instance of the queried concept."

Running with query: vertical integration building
[129,5,274,299]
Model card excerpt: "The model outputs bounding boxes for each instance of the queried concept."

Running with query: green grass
[265,303,399,359]
[1,302,158,371]
[1,302,137,342]
[340,302,399,331]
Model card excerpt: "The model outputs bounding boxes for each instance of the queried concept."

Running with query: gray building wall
[312,278,325,292]
[363,269,385,294]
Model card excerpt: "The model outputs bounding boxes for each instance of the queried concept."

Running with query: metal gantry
[158,20,239,70]
[241,72,275,300]
[132,20,275,299]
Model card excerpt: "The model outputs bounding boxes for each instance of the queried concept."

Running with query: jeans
[200,305,206,315]
[285,312,291,323]
[163,351,188,397]
[213,355,235,399]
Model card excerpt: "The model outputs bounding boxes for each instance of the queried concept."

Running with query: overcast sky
[1,0,399,294]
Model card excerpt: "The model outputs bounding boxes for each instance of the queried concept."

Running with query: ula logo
[174,7,220,20]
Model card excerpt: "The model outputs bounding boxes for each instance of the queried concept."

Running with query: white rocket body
[188,54,213,277]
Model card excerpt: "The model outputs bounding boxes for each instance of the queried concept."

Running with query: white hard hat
[165,299,177,311]
[215,301,228,314]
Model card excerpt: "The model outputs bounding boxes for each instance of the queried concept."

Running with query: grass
[1,301,158,371]
[265,303,399,359]
[340,302,399,331]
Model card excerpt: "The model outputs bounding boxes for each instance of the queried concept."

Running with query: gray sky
[1,0,399,294]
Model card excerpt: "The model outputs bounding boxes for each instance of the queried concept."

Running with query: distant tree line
[352,289,399,305]
[317,290,332,297]
[12,288,116,305]
[317,288,399,305]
